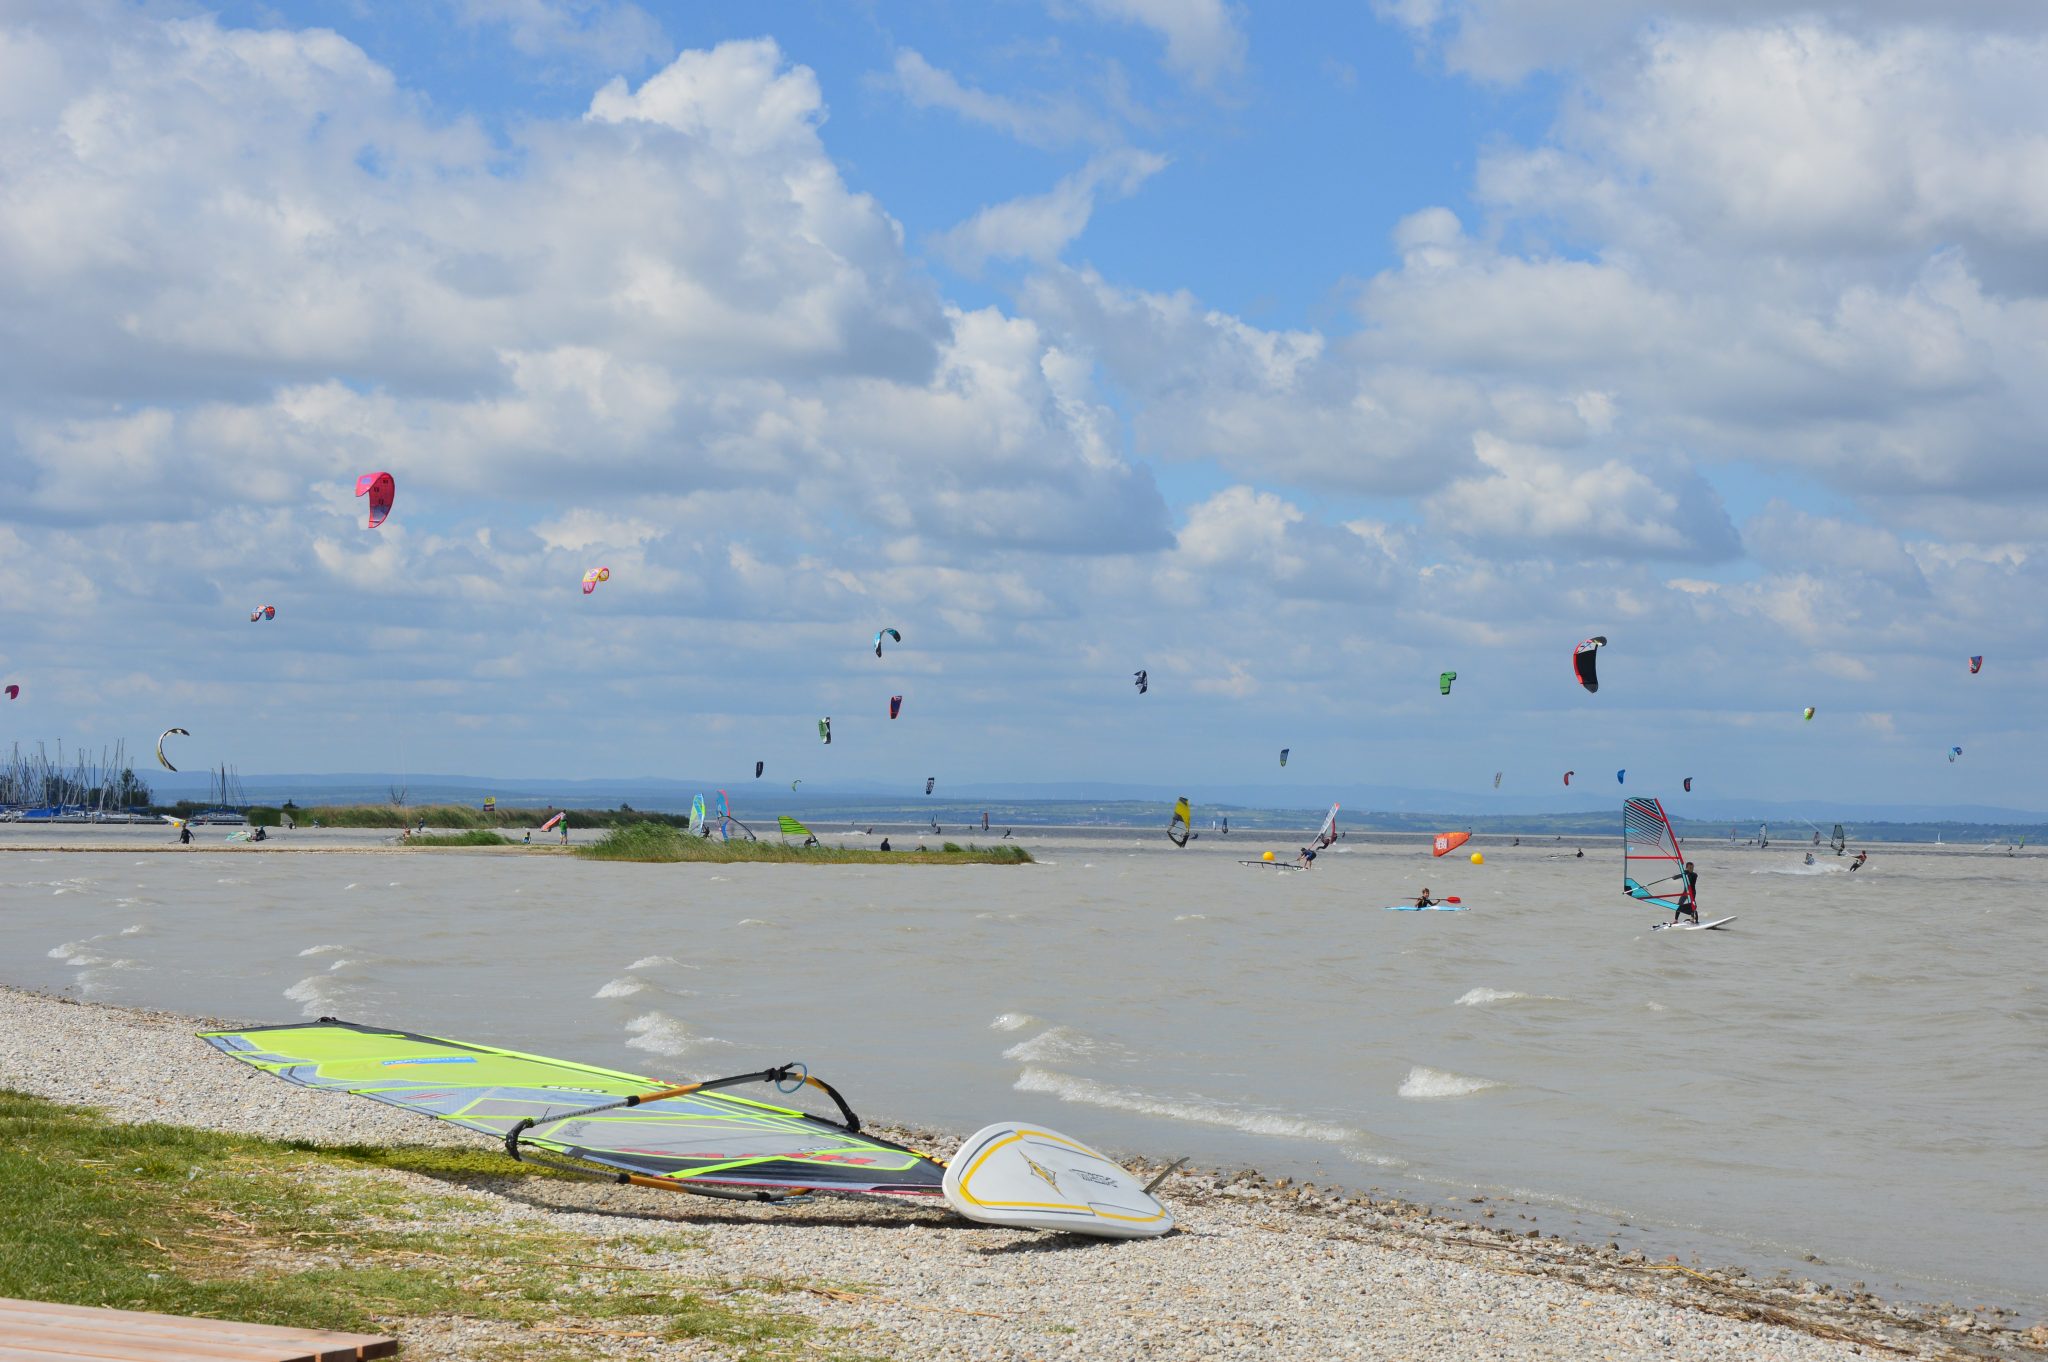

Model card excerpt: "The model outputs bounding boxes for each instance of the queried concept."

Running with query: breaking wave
[1397,1065,1502,1100]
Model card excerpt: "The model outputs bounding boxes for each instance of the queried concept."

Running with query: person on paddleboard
[1673,862,1700,924]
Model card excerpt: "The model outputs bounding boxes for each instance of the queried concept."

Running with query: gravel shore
[1,984,2035,1361]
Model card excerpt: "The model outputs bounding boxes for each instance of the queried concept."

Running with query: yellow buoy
[1261,850,1275,862]
[1469,851,1484,865]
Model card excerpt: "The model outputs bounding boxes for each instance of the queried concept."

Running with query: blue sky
[3,0,2045,809]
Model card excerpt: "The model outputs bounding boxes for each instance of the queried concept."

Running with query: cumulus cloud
[931,150,1168,274]
[1425,436,1739,561]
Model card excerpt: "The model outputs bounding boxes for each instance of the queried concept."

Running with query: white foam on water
[623,1010,725,1057]
[298,944,348,957]
[594,975,651,999]
[629,955,682,970]
[1014,1066,1367,1147]
[735,918,776,927]
[1398,1065,1502,1100]
[1751,863,1846,876]
[989,1012,1037,1032]
[1174,913,1207,921]
[1002,1025,1110,1064]
[283,974,351,1016]
[117,924,147,936]
[1455,988,1567,1007]
[327,959,355,971]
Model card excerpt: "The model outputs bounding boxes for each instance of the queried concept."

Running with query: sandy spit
[0,985,2034,1362]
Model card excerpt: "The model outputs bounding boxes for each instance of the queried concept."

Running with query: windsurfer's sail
[200,1020,945,1199]
[1830,823,1846,855]
[1312,802,1339,850]
[1623,797,1687,910]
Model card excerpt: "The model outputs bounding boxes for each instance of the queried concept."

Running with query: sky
[2,0,2045,810]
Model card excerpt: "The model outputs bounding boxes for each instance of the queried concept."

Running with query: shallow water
[3,826,2043,1310]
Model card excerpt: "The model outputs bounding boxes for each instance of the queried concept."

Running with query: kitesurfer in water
[1673,862,1700,924]
[1575,849,1583,858]
[1804,851,1815,865]
[1850,850,1867,871]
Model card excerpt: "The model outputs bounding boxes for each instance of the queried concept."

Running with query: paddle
[1444,897,1461,904]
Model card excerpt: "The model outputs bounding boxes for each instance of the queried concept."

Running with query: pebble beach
[3,984,2036,1361]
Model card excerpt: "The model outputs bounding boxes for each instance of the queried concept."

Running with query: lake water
[4,824,2042,1311]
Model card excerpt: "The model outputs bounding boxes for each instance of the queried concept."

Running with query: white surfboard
[944,1123,1173,1239]
[1653,916,1736,931]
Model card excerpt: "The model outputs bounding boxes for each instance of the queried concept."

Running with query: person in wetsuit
[1673,861,1700,924]
[1850,850,1867,871]
[1295,845,1317,869]
[1414,887,1439,907]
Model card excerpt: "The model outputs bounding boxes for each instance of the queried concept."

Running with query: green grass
[579,822,1033,865]
[0,1090,844,1360]
[401,829,515,847]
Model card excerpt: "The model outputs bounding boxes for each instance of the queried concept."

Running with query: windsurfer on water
[1294,845,1318,869]
[1673,862,1700,924]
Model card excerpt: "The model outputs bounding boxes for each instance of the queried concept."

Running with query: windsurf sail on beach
[1167,797,1191,847]
[1623,797,1688,911]
[200,1020,945,1200]
[689,795,707,834]
[1312,802,1339,850]
[540,813,565,832]
[777,814,815,842]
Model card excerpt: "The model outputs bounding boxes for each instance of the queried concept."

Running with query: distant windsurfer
[1673,862,1700,924]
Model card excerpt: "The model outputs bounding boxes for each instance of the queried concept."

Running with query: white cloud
[886,49,1102,149]
[931,150,1168,275]
[1065,0,1246,88]
[1373,0,2048,82]
[1424,435,1739,561]
[455,0,668,70]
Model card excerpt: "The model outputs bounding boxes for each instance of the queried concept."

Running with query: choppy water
[3,825,2043,1310]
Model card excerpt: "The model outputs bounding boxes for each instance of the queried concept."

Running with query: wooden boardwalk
[0,1298,396,1361]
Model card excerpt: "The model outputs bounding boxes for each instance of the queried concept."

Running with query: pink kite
[3,685,16,700]
[355,471,395,528]
[582,567,611,595]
